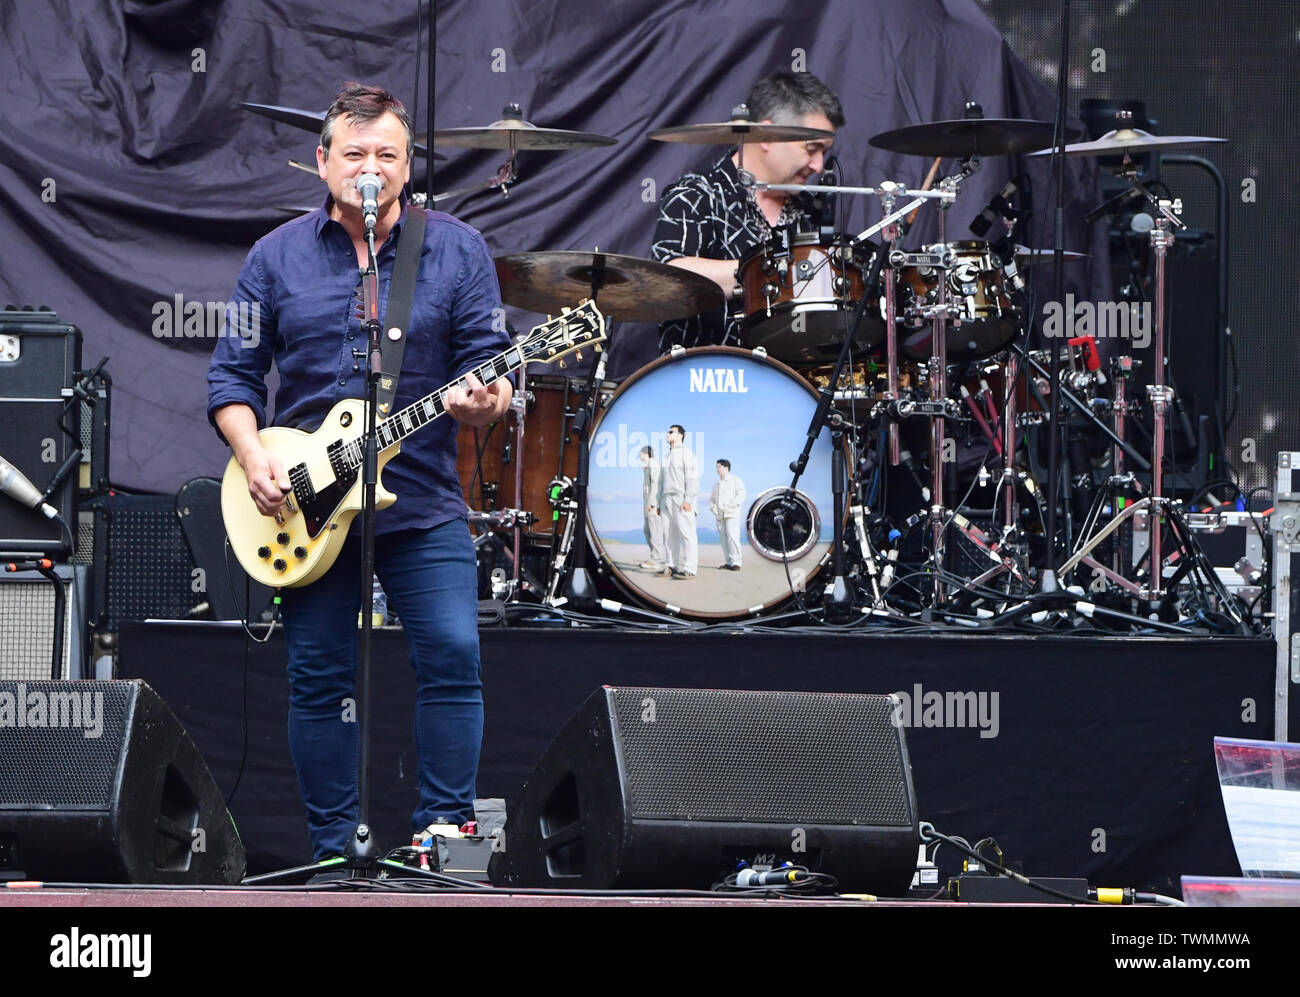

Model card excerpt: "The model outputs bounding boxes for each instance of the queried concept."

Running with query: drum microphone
[970,179,1020,238]
[0,454,59,519]
[356,173,382,231]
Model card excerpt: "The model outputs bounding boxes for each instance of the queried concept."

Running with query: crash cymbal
[648,119,836,145]
[1027,128,1227,158]
[240,102,443,158]
[494,251,724,322]
[869,118,1058,157]
[423,104,616,151]
[1013,246,1088,264]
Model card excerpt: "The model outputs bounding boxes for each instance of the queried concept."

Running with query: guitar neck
[338,345,525,472]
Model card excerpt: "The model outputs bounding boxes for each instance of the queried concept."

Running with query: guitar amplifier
[0,564,89,681]
[0,309,81,556]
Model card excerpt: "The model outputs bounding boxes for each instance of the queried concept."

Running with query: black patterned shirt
[651,154,807,351]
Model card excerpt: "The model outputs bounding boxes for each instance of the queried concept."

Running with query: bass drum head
[586,347,836,620]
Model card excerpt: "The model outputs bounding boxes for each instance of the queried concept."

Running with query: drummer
[650,71,843,351]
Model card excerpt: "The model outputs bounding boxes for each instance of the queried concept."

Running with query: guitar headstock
[520,299,607,366]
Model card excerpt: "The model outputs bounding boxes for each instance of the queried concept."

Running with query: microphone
[356,173,381,231]
[898,449,931,503]
[0,454,59,519]
[1130,211,1154,234]
[970,179,1020,238]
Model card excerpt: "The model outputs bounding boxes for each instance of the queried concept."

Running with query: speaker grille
[611,688,911,825]
[0,680,130,808]
[0,576,76,680]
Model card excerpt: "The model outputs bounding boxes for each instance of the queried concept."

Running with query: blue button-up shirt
[207,194,509,535]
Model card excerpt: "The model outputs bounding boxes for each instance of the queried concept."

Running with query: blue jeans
[279,520,482,859]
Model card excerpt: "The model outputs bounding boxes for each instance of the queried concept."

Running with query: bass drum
[585,347,838,620]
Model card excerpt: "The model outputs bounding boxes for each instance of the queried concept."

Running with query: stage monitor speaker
[489,686,919,894]
[0,679,246,884]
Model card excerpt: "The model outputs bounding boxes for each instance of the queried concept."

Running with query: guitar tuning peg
[557,358,567,369]
[593,343,603,353]
[575,350,583,361]
[561,305,570,314]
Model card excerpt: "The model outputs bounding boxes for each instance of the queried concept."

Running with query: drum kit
[243,97,1236,628]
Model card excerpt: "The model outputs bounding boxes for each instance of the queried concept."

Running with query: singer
[206,82,512,862]
[649,71,843,352]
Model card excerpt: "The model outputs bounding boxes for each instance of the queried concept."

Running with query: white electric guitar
[221,300,605,588]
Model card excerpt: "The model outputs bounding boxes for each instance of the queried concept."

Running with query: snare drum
[738,231,883,367]
[585,347,839,620]
[897,241,1022,362]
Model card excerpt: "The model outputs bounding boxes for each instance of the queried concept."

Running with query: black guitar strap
[376,206,427,416]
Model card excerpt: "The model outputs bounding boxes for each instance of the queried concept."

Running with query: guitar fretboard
[337,350,521,472]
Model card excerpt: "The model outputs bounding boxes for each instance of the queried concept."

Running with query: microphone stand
[346,218,384,874]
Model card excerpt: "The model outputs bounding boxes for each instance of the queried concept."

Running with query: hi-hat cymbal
[869,118,1059,157]
[494,251,724,322]
[648,119,836,145]
[240,102,443,158]
[423,104,617,150]
[1027,128,1227,158]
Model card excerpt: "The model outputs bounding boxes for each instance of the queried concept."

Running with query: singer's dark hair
[669,424,686,438]
[321,82,414,159]
[746,72,844,128]
[716,458,731,470]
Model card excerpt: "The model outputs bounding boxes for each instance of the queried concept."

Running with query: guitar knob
[257,546,272,559]
[277,532,290,545]
[294,546,307,560]
[273,558,287,572]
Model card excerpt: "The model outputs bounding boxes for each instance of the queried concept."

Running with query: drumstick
[905,157,943,226]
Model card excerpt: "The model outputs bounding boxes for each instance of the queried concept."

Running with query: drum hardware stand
[545,261,610,610]
[468,509,545,600]
[1050,175,1184,602]
[778,228,899,621]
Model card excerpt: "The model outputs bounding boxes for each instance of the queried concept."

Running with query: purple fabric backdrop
[0,0,1106,493]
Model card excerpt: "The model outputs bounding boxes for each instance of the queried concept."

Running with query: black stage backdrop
[0,0,1108,493]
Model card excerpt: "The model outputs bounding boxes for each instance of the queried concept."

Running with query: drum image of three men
[584,348,837,619]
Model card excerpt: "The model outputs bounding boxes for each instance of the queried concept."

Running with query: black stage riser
[118,623,1281,896]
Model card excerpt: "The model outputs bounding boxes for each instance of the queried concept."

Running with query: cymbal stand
[1056,175,1183,599]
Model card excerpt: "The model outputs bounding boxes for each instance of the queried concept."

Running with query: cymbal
[240,102,443,158]
[1027,128,1228,158]
[494,251,724,322]
[648,119,836,145]
[424,105,616,150]
[869,118,1058,157]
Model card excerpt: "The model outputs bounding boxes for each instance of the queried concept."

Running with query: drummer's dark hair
[670,424,685,437]
[717,458,731,470]
[640,445,654,457]
[321,82,414,159]
[747,72,844,128]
